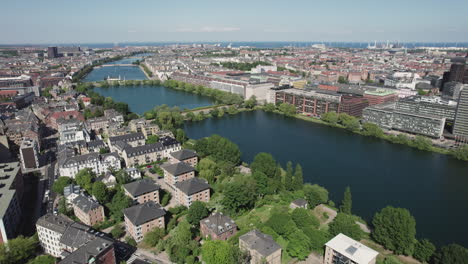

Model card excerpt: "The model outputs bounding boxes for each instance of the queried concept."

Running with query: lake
[184,110,468,247]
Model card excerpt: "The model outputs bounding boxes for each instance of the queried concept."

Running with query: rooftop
[325,233,378,263]
[0,162,21,218]
[364,89,397,96]
[174,177,210,196]
[161,162,195,176]
[170,149,198,161]
[72,194,102,213]
[123,178,160,197]
[239,229,281,257]
[123,201,166,226]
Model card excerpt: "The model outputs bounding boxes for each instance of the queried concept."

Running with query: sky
[1,0,468,44]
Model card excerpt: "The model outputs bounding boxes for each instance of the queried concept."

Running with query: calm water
[83,56,149,82]
[184,111,468,247]
[93,85,214,114]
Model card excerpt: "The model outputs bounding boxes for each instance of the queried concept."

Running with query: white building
[58,120,90,145]
[324,233,379,264]
[250,65,277,74]
[36,214,74,258]
[245,83,275,103]
[59,152,121,178]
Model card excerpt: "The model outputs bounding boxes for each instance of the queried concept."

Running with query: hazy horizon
[2,0,468,44]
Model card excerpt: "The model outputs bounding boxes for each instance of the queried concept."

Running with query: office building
[47,47,58,58]
[453,89,468,144]
[275,88,341,116]
[363,102,446,138]
[19,138,40,169]
[363,89,398,105]
[324,233,378,264]
[0,162,23,244]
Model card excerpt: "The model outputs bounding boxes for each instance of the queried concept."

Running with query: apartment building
[71,194,105,226]
[128,118,160,137]
[59,152,121,178]
[324,233,378,264]
[123,201,166,242]
[36,214,116,262]
[108,132,145,152]
[0,162,23,244]
[169,149,199,167]
[239,229,282,264]
[174,178,210,207]
[162,161,196,188]
[123,178,160,204]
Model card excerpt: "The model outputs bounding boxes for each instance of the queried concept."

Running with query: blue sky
[1,0,468,44]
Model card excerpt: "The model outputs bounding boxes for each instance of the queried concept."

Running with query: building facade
[123,201,166,242]
[453,89,468,144]
[200,213,237,241]
[123,178,160,204]
[275,88,341,117]
[71,194,105,226]
[174,178,210,207]
[324,233,378,264]
[59,152,121,178]
[0,162,23,244]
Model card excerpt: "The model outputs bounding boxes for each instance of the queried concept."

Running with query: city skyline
[2,0,468,44]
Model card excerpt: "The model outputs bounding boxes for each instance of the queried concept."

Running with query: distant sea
[2,41,468,49]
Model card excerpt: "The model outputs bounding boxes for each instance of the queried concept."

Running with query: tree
[244,95,257,109]
[145,135,159,144]
[115,169,131,184]
[302,227,330,252]
[372,206,416,255]
[198,158,218,184]
[0,235,38,264]
[161,192,172,206]
[186,201,209,225]
[361,123,384,138]
[321,111,339,125]
[92,181,109,204]
[52,176,72,195]
[75,168,96,192]
[250,152,276,178]
[27,255,56,264]
[265,212,297,236]
[108,190,133,221]
[329,213,364,241]
[99,148,109,154]
[287,229,311,260]
[338,76,349,84]
[144,228,165,247]
[176,128,187,143]
[303,184,328,208]
[450,145,468,161]
[433,243,468,264]
[263,103,276,112]
[111,225,125,239]
[194,135,241,164]
[278,103,296,116]
[253,171,272,196]
[340,186,352,214]
[221,182,256,214]
[293,163,303,190]
[125,236,137,247]
[284,161,294,191]
[201,240,235,264]
[411,136,432,151]
[292,208,320,229]
[413,239,436,263]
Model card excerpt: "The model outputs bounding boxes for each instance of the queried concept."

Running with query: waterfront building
[363,89,398,105]
[239,229,282,264]
[123,178,160,204]
[19,138,40,169]
[0,162,23,244]
[162,161,196,189]
[200,212,237,241]
[59,152,121,178]
[396,96,457,121]
[123,201,166,242]
[245,82,275,103]
[71,194,105,226]
[340,96,370,117]
[453,89,468,144]
[122,141,181,167]
[169,149,198,167]
[324,233,378,264]
[442,82,465,101]
[363,102,446,138]
[275,88,341,117]
[174,177,210,207]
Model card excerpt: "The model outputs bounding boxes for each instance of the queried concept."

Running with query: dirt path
[297,252,322,264]
[313,204,337,226]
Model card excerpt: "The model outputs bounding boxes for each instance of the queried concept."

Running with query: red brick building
[339,96,370,117]
[363,89,398,105]
[200,212,237,241]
